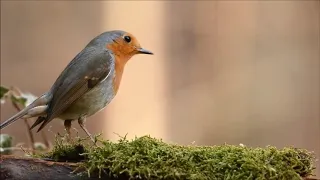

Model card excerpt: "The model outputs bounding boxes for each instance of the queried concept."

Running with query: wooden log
[0,155,111,180]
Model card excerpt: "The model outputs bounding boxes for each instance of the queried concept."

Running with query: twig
[41,131,50,149]
[10,86,51,151]
[9,87,35,153]
[11,99,35,154]
[0,146,38,153]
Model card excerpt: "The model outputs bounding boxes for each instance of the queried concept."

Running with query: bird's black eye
[124,36,131,43]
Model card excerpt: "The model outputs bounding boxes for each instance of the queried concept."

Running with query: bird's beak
[137,48,153,55]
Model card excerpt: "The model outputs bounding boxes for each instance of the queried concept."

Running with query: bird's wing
[32,47,114,132]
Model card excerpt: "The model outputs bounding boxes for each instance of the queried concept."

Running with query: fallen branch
[0,155,110,180]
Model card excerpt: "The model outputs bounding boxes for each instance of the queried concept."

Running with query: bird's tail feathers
[0,94,50,130]
[30,116,46,131]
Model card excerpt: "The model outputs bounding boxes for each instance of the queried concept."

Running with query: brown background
[1,1,319,177]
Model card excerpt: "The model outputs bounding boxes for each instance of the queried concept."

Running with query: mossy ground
[38,134,316,180]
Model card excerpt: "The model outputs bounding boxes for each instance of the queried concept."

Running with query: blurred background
[1,0,319,177]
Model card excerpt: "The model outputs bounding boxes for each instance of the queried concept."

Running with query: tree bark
[0,155,112,180]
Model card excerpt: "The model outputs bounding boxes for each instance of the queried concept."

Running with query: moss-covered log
[0,155,318,180]
[0,136,318,180]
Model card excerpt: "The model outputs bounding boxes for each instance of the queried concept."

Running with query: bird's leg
[64,119,72,142]
[78,117,95,144]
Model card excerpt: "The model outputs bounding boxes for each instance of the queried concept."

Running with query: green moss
[41,135,316,180]
[40,135,88,162]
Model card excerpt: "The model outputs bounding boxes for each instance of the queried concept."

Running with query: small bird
[0,30,153,142]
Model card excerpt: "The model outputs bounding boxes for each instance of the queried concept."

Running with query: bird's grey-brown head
[87,30,153,60]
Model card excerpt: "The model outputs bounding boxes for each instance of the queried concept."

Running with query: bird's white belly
[58,75,115,120]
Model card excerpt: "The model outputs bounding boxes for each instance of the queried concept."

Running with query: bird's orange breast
[112,56,125,94]
[106,42,132,94]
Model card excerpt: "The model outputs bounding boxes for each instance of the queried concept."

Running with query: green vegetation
[40,135,316,180]
[40,135,88,162]
[0,134,13,155]
[0,85,49,156]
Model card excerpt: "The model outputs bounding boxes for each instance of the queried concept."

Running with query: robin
[0,30,153,142]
